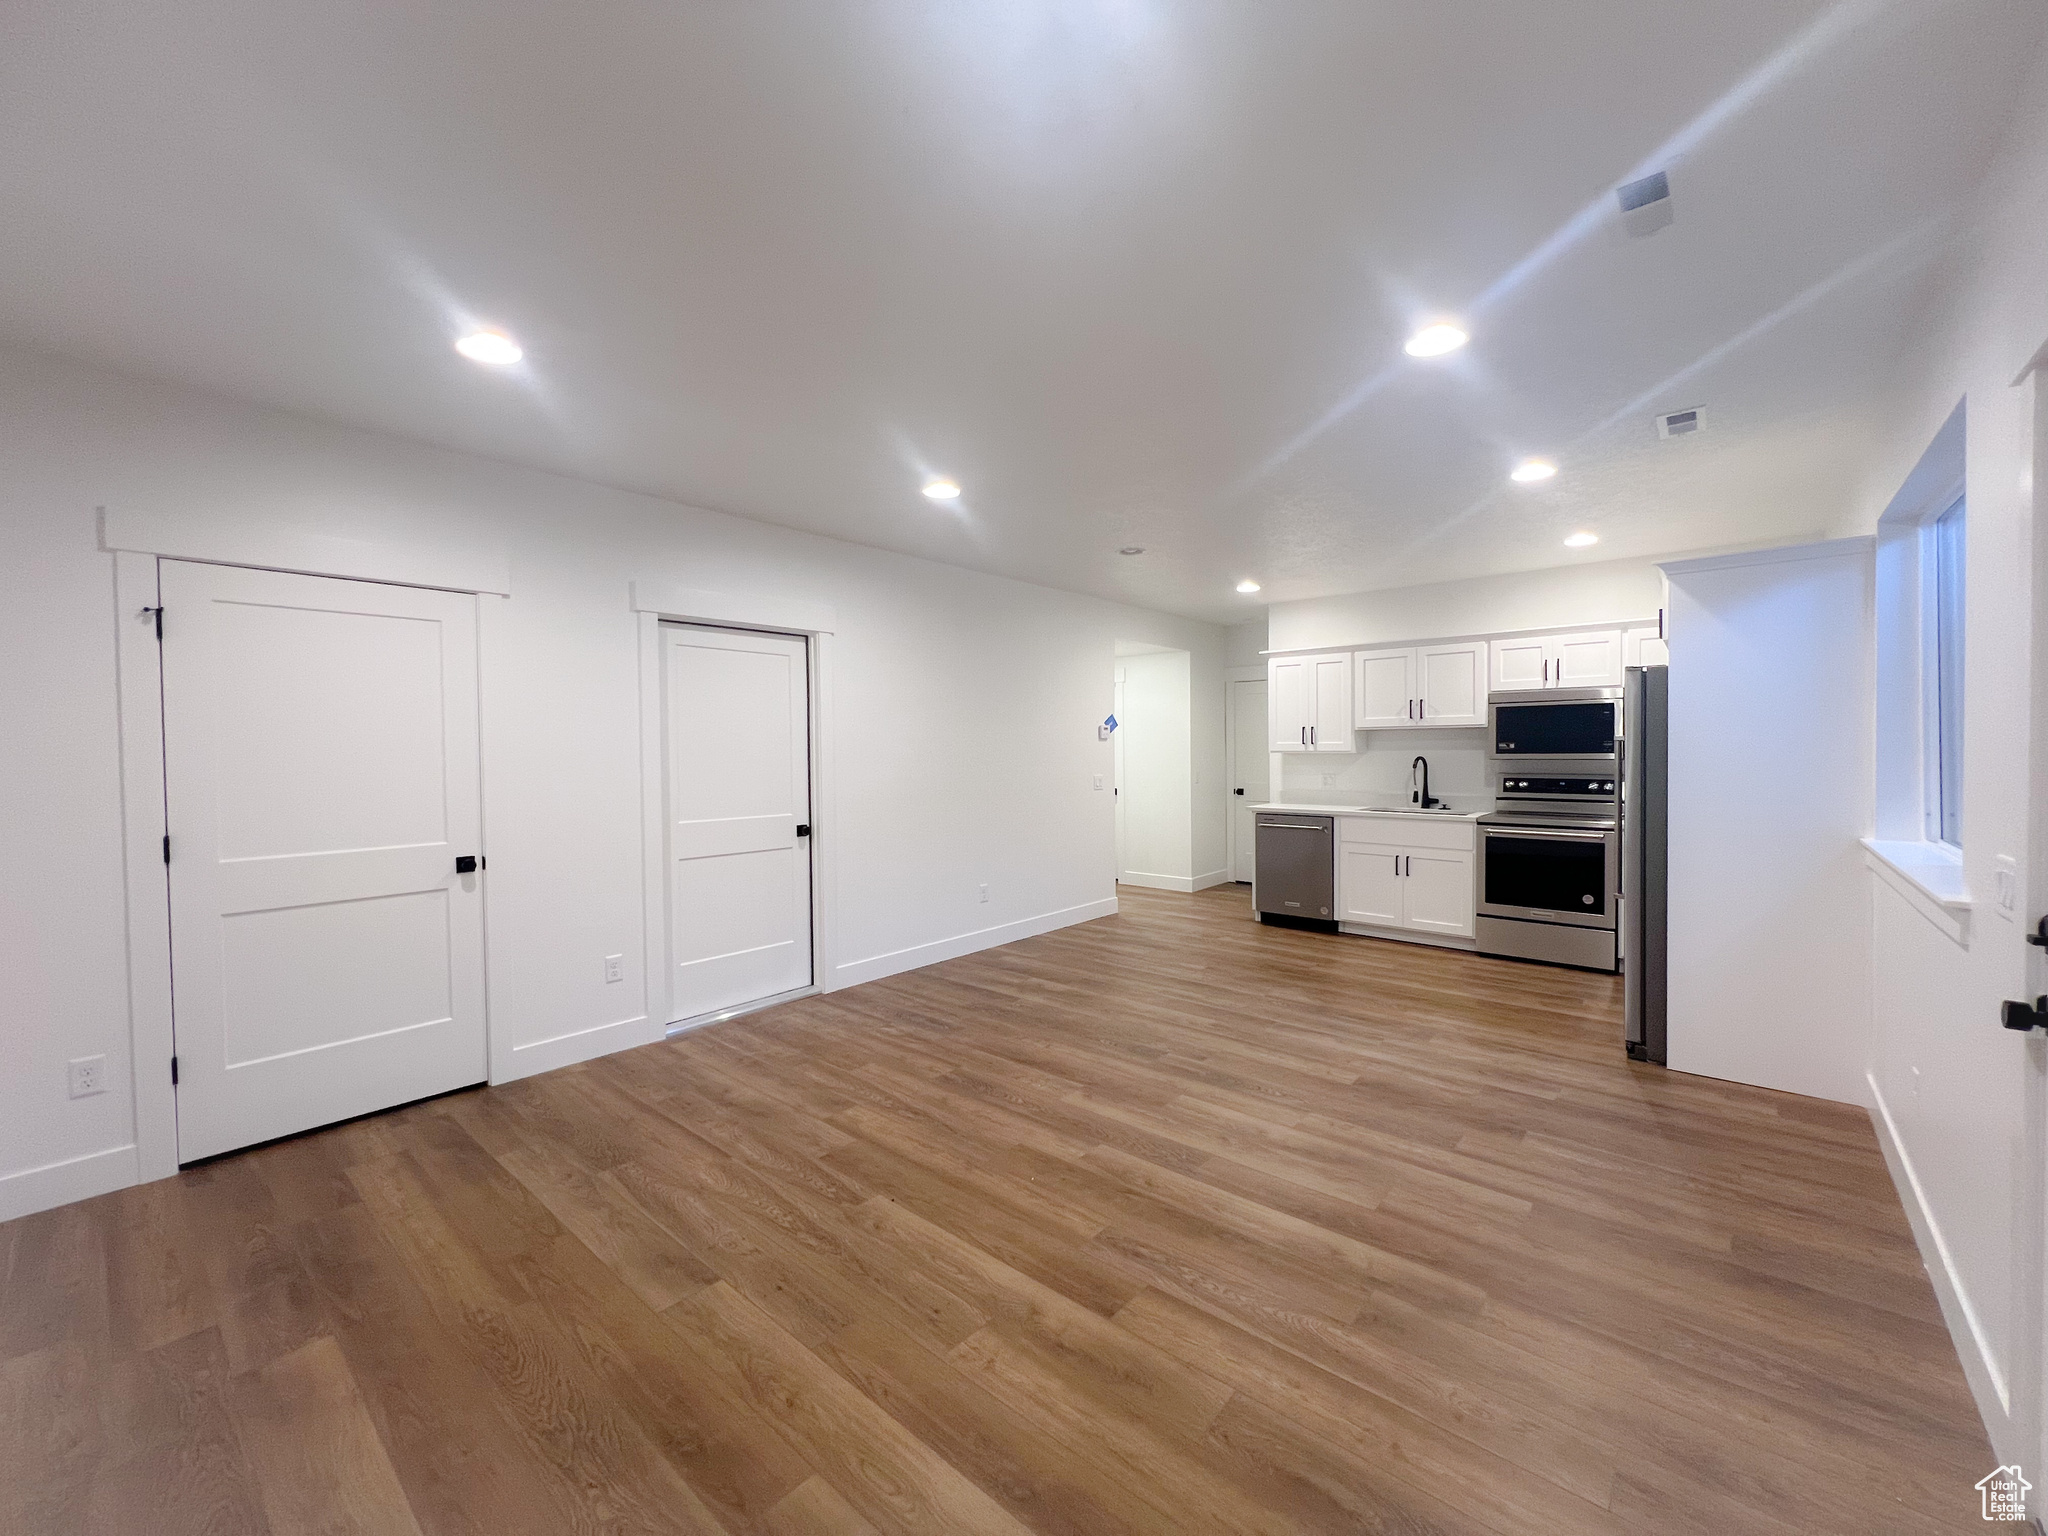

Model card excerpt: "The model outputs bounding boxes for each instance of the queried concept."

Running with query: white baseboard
[1868,1072,2016,1457]
[1117,870,1227,893]
[0,1142,141,1223]
[498,1013,658,1083]
[831,897,1119,990]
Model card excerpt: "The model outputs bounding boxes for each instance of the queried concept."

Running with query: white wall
[1278,728,1488,807]
[0,342,1229,1220]
[1827,42,2048,1471]
[1266,556,1664,652]
[1662,540,1874,1107]
[1114,650,1196,888]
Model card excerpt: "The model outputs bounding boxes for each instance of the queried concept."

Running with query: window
[1930,494,1965,846]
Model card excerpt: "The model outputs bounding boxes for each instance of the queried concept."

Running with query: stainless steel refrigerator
[1623,665,1668,1063]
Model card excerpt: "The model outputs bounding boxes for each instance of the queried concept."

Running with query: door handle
[456,855,482,874]
[2028,916,2048,948]
[2004,997,2048,1032]
[1309,725,1317,745]
[796,824,811,837]
[1234,788,1245,795]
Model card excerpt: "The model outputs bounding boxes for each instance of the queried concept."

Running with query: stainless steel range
[1475,687,1622,972]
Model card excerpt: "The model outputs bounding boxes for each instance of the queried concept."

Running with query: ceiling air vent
[1617,171,1673,238]
[1656,407,1703,439]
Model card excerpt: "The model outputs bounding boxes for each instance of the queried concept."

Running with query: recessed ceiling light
[454,330,522,366]
[1403,322,1468,358]
[921,477,962,501]
[1510,458,1558,483]
[1119,547,1144,556]
[1564,532,1599,548]
[1236,579,1261,594]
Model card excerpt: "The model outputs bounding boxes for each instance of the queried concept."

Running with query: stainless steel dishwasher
[1253,813,1336,929]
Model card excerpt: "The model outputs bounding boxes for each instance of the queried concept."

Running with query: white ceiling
[2,1,2039,621]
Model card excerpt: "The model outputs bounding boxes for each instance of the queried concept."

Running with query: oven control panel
[1499,776,1615,798]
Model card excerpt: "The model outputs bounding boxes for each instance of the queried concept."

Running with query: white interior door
[664,624,813,1021]
[1113,672,1127,879]
[160,561,486,1163]
[1228,679,1269,881]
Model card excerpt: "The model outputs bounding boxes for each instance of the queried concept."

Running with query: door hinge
[170,1055,179,1085]
[162,833,170,865]
[142,605,163,640]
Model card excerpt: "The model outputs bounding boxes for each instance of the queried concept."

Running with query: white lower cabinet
[1337,817,1476,938]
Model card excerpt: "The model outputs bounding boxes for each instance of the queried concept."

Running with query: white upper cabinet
[1552,629,1624,687]
[1269,655,1312,751]
[1415,642,1487,726]
[1348,640,1485,730]
[1269,652,1353,751]
[1489,629,1625,691]
[1353,648,1416,729]
[1489,635,1550,692]
[1624,624,1669,667]
[1308,652,1353,751]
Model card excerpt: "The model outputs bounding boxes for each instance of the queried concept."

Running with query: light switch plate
[1995,855,2018,919]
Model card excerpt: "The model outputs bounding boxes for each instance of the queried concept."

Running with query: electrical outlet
[1093,774,1104,790]
[68,1056,106,1098]
[979,884,989,903]
[603,954,624,984]
[1995,855,2018,918]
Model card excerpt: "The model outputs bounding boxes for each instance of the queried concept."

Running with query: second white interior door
[664,624,813,1021]
[1229,678,1269,881]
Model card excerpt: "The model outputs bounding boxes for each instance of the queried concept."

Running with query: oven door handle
[1483,826,1614,841]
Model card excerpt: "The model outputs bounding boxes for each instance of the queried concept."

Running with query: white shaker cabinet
[1489,629,1625,691]
[1353,648,1417,729]
[1415,642,1487,725]
[1624,624,1669,667]
[1337,817,1476,937]
[1269,651,1354,751]
[1349,641,1486,729]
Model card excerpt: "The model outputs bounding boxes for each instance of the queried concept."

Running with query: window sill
[1861,837,1972,946]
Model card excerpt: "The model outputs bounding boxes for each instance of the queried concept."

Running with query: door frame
[631,582,837,1036]
[1224,665,1268,881]
[108,523,512,1191]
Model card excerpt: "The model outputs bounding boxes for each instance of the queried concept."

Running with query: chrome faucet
[1411,756,1442,810]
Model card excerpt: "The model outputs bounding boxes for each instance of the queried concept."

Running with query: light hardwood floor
[0,885,1999,1533]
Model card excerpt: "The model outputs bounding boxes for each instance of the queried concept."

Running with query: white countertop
[1248,800,1486,822]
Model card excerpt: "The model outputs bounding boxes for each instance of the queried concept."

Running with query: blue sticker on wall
[1103,714,1118,733]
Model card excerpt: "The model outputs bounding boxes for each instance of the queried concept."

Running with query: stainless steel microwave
[1487,686,1623,762]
